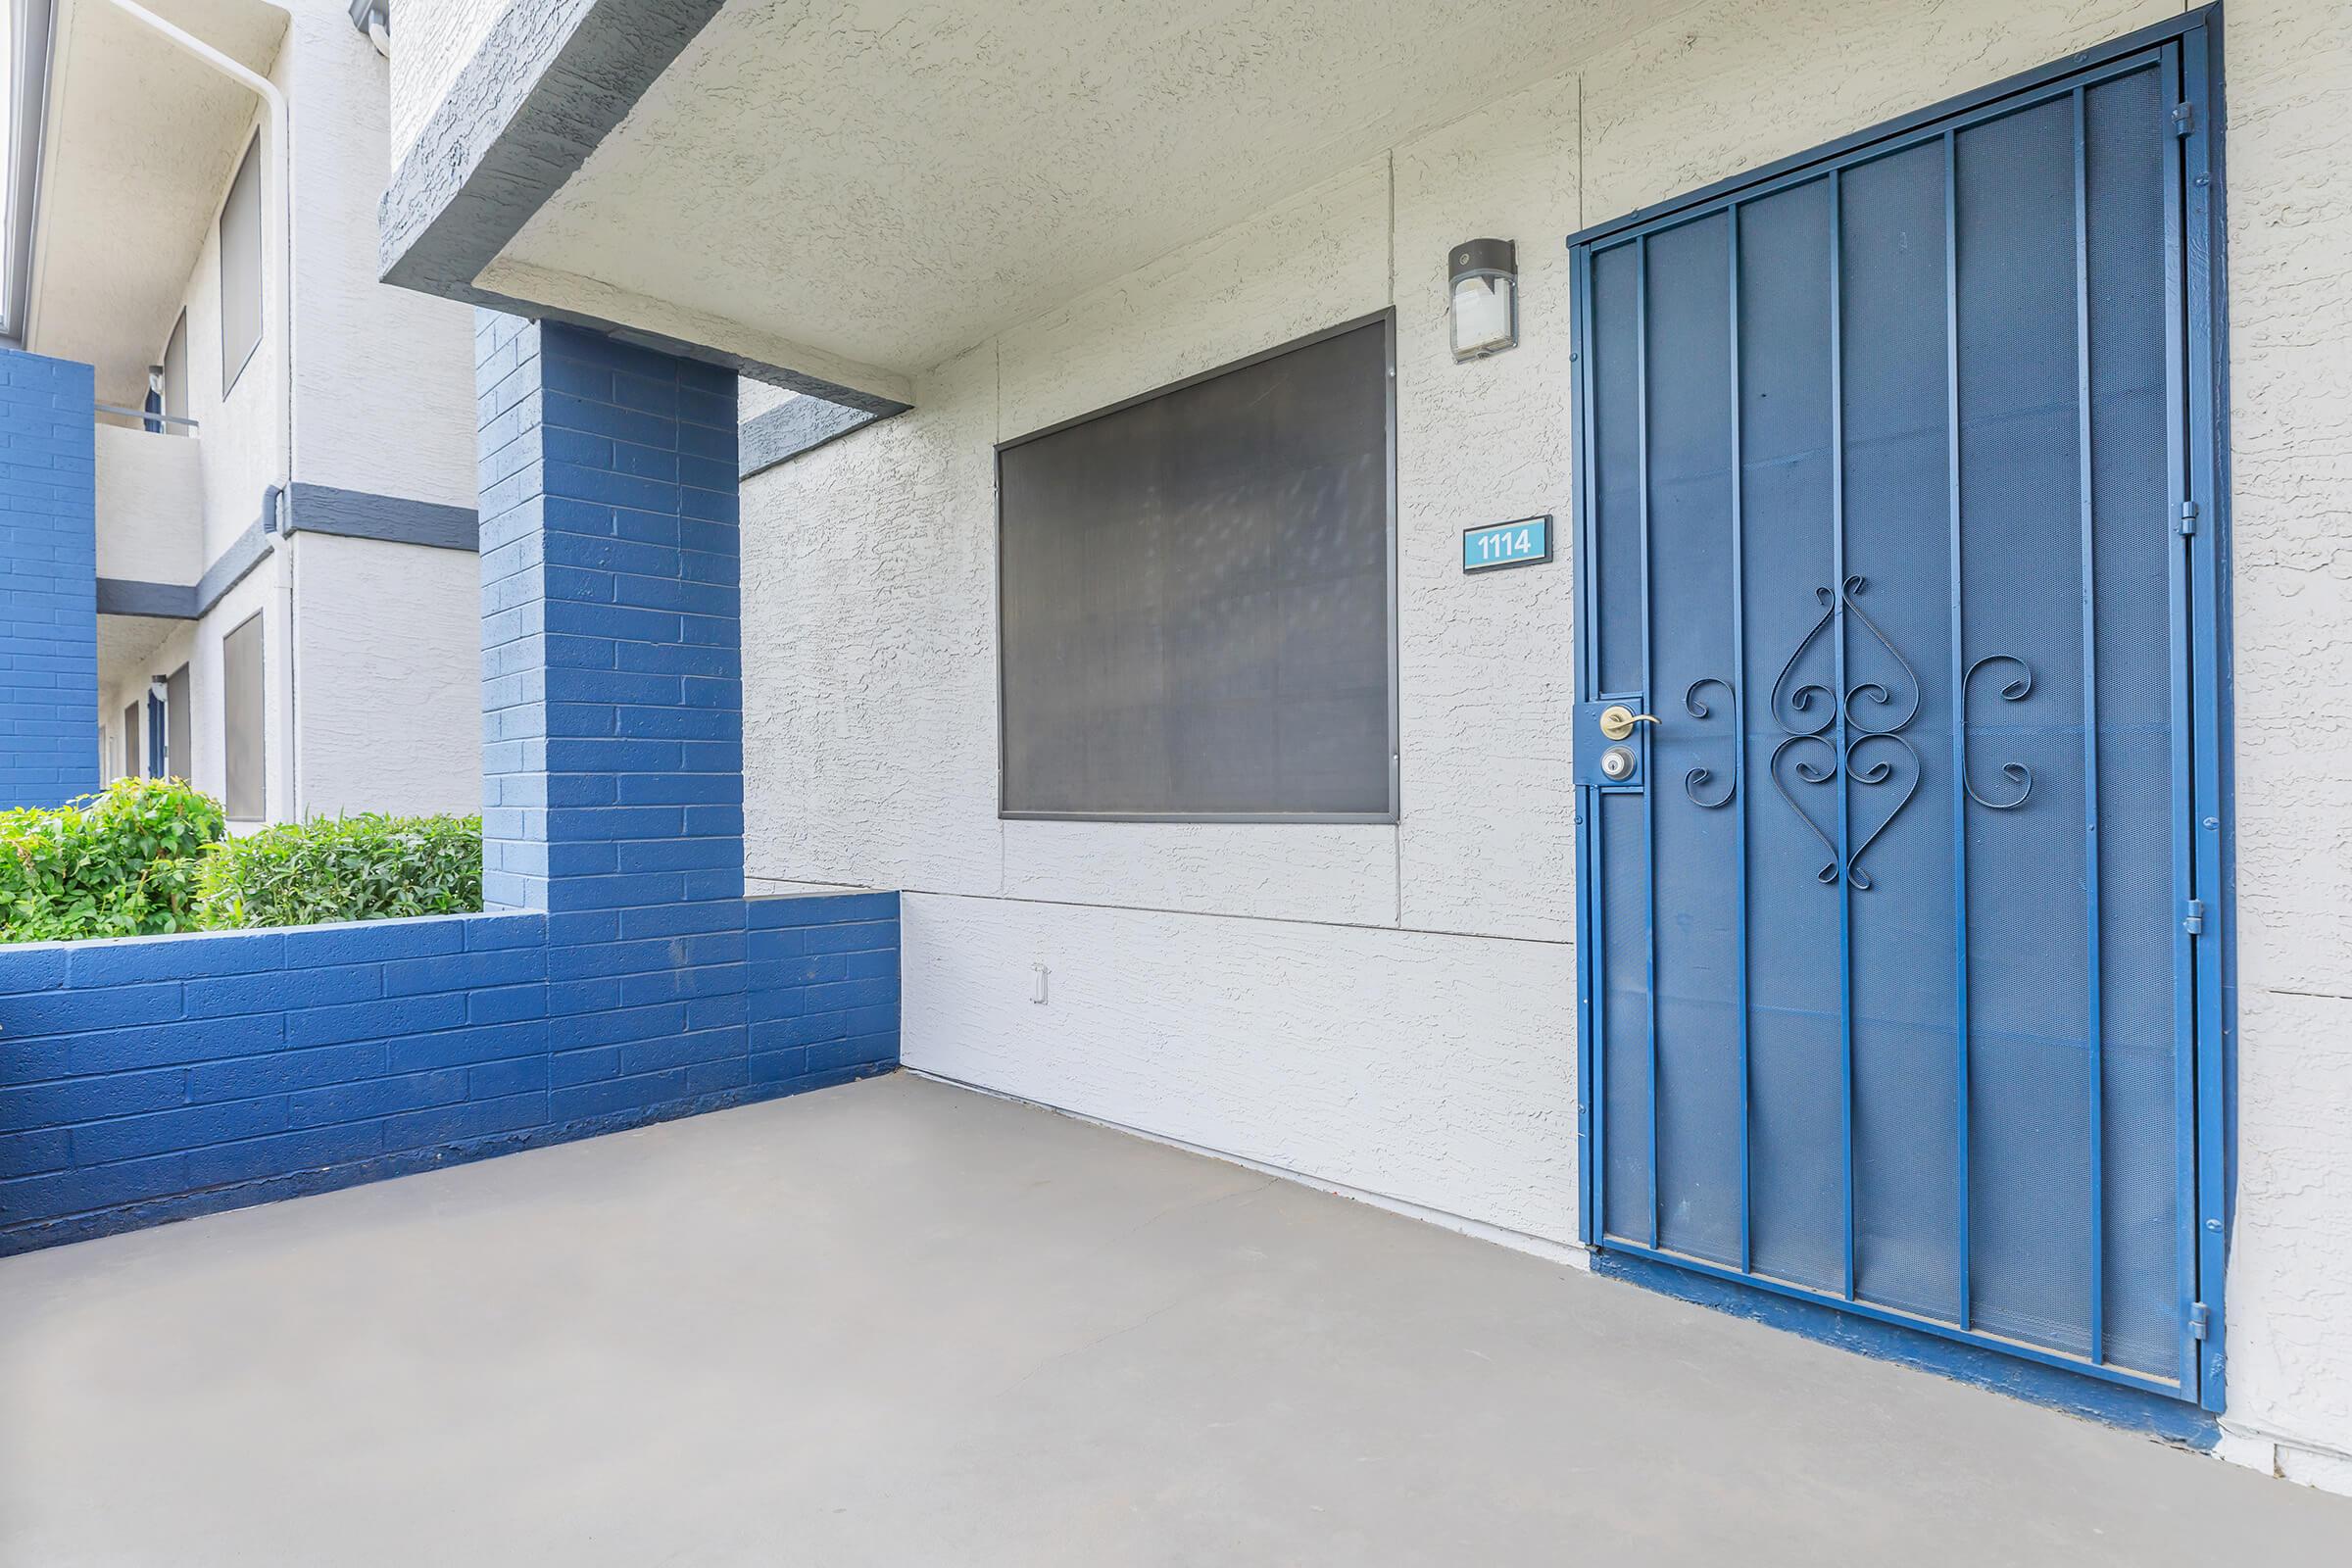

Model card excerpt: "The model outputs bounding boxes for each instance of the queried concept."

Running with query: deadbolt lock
[1597,705,1659,742]
[1599,746,1638,782]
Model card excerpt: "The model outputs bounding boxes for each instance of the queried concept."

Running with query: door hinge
[2182,898,2207,936]
[2178,500,2200,536]
[2189,1301,2211,1340]
[2173,100,2194,137]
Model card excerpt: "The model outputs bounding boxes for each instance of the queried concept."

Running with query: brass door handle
[1598,705,1659,742]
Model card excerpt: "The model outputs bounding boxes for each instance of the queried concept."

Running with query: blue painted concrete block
[0,349,98,808]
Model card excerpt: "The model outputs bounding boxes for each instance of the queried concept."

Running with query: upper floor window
[219,133,264,397]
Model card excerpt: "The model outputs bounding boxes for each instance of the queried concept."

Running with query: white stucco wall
[285,1,480,510]
[745,98,1587,1241]
[290,533,483,819]
[2208,0,2352,1494]
[732,0,2352,1483]
[150,4,475,556]
[172,97,286,569]
[92,426,205,585]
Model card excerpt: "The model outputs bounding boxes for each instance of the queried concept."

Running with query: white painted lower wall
[92,426,203,586]
[289,533,482,820]
[741,0,2352,1485]
[904,894,1580,1247]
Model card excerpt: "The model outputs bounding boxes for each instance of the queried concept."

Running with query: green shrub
[196,812,483,930]
[0,777,227,943]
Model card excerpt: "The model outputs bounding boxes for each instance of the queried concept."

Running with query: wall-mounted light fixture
[1448,238,1518,363]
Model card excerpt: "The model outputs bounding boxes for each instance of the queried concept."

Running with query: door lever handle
[1598,706,1659,741]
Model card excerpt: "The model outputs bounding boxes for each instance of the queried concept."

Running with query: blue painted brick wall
[0,348,98,808]
[0,319,902,1252]
[0,893,899,1251]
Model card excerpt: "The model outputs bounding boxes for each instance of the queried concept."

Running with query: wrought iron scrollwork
[1770,587,1839,738]
[1843,733,1919,892]
[1838,575,1921,738]
[1767,576,1921,889]
[1962,655,2035,810]
[1770,733,1842,881]
[1682,677,1738,808]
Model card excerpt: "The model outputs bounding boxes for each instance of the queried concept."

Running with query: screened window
[222,612,265,819]
[165,663,191,780]
[997,317,1396,821]
[122,703,140,780]
[219,135,264,396]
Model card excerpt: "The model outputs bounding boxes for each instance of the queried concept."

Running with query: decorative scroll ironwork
[1838,575,1921,737]
[1843,735,1919,892]
[1766,576,1922,889]
[1962,654,2035,810]
[1770,588,1839,738]
[1682,677,1738,808]
[1770,734,1842,881]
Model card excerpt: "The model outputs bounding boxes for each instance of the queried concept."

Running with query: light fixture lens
[1447,239,1519,363]
[1450,273,1515,360]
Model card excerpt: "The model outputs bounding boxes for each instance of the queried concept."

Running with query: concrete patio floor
[2,1074,2344,1566]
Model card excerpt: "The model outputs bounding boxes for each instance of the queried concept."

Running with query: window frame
[992,310,1400,825]
[219,132,265,399]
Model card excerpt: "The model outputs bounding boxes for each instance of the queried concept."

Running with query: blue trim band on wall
[95,579,199,619]
[194,512,275,614]
[284,483,478,551]
[96,487,486,626]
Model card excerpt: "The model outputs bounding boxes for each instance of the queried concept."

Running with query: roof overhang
[380,0,1689,416]
[24,0,287,405]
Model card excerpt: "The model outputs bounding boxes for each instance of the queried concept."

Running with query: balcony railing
[94,402,201,434]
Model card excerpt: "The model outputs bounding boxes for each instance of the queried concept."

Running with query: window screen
[997,317,1395,820]
[122,703,140,780]
[166,663,191,780]
[219,135,264,396]
[163,312,190,433]
[222,612,265,819]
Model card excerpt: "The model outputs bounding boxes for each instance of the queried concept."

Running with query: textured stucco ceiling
[30,0,289,406]
[96,613,180,685]
[503,0,1687,381]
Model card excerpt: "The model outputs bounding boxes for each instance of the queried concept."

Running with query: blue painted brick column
[475,314,744,913]
[0,348,98,808]
[465,312,893,1129]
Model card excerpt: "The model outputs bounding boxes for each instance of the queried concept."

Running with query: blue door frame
[1568,9,2231,1411]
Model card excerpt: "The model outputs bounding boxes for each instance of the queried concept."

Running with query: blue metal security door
[1570,21,2228,1405]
